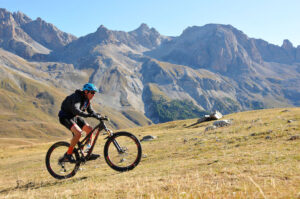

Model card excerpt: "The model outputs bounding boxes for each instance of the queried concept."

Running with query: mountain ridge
[0,8,299,127]
[0,8,76,59]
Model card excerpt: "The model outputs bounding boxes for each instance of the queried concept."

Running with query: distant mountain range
[0,8,299,127]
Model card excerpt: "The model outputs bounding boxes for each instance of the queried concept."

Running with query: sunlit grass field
[0,108,299,198]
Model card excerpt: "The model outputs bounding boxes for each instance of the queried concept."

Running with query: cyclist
[58,83,102,163]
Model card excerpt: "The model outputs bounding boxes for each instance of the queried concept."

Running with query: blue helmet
[82,83,99,92]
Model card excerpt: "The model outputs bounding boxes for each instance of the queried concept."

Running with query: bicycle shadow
[0,176,88,194]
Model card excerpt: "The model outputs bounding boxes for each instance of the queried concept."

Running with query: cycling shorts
[59,116,87,130]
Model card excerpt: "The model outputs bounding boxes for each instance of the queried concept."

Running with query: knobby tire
[45,141,80,180]
[104,131,142,172]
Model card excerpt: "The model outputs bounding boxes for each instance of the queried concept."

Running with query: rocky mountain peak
[31,17,59,31]
[129,23,166,49]
[181,24,214,36]
[21,16,77,50]
[131,23,160,37]
[0,8,20,39]
[0,8,10,17]
[180,24,244,41]
[96,25,112,34]
[12,11,32,25]
[134,23,161,37]
[282,39,294,49]
[95,25,113,36]
[0,8,77,58]
[148,23,261,75]
[0,8,15,24]
[35,17,46,25]
[93,24,116,42]
[135,23,150,32]
[96,24,107,31]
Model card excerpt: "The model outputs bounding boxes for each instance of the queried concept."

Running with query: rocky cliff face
[129,23,169,49]
[0,8,47,58]
[142,24,300,113]
[140,59,243,114]
[21,17,77,50]
[0,8,76,59]
[45,23,170,114]
[146,24,264,76]
[45,23,300,117]
[50,24,168,64]
[253,39,298,64]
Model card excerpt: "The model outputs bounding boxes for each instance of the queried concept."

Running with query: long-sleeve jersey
[58,90,96,118]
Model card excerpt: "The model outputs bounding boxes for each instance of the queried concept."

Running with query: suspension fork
[112,139,124,153]
[101,122,123,153]
[105,131,124,153]
[93,121,125,154]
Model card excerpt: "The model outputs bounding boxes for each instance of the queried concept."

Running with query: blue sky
[1,0,300,46]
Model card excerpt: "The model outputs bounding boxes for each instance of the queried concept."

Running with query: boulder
[288,135,300,141]
[213,119,232,127]
[140,135,157,142]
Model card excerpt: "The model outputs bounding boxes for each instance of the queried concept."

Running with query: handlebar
[91,113,109,121]
[97,116,113,135]
[100,116,109,121]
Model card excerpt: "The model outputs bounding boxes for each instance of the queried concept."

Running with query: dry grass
[0,107,299,198]
[0,66,148,135]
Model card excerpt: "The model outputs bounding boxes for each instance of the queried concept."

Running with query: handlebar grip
[100,116,109,121]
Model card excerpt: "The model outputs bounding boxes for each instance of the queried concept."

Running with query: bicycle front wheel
[104,132,142,172]
[45,141,80,179]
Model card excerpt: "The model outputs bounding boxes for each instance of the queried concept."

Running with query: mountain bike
[45,116,142,179]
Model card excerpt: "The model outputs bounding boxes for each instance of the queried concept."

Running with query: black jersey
[58,90,96,118]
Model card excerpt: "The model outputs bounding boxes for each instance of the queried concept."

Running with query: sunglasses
[89,91,96,95]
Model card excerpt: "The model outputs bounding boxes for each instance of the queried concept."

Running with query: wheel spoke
[104,132,142,172]
[46,142,80,179]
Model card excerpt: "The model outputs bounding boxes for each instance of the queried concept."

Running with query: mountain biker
[58,83,102,163]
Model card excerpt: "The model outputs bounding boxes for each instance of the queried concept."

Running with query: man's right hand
[90,113,102,119]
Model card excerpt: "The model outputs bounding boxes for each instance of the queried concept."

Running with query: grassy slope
[0,67,69,142]
[0,49,152,143]
[0,64,150,143]
[0,107,299,198]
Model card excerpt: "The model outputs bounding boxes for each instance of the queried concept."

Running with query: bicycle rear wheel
[45,141,80,179]
[104,131,142,172]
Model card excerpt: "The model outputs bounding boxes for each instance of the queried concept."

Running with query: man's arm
[87,104,101,118]
[71,99,90,117]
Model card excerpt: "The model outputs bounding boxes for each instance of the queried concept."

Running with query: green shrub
[152,98,208,123]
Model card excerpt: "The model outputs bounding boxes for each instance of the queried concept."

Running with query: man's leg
[82,124,100,159]
[82,124,93,144]
[67,124,83,155]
